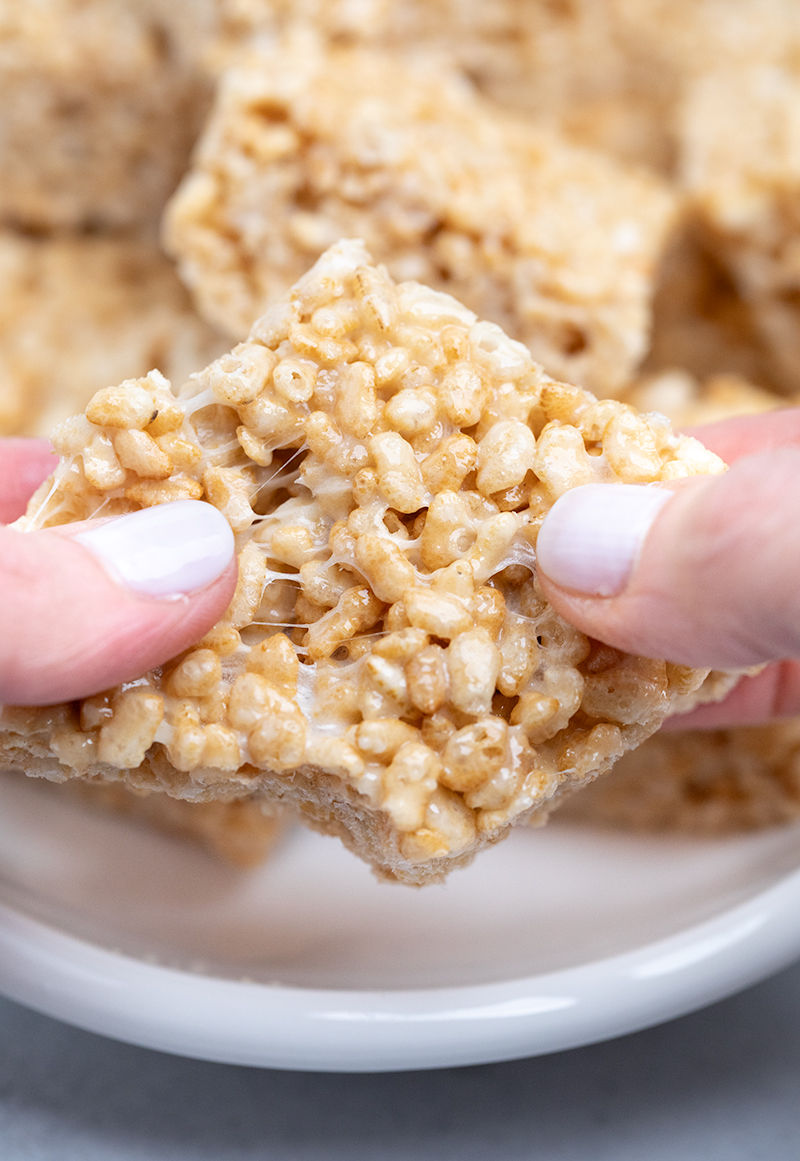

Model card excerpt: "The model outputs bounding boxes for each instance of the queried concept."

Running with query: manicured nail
[75,500,235,597]
[536,484,671,597]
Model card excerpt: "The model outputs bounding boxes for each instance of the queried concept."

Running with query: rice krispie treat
[213,0,642,160]
[0,233,227,438]
[680,63,800,395]
[164,40,676,397]
[0,0,216,231]
[624,371,786,431]
[545,0,800,173]
[53,777,286,867]
[640,223,778,391]
[559,721,800,835]
[213,0,800,178]
[0,241,729,884]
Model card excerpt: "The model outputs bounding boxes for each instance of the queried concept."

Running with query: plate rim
[1,863,799,1071]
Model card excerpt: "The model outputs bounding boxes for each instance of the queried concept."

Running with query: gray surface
[2,962,800,1159]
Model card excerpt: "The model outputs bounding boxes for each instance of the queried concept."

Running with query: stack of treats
[2,0,800,876]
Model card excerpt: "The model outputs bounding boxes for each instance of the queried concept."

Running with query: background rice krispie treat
[623,371,789,431]
[0,241,732,884]
[572,0,800,172]
[521,0,800,176]
[0,0,216,231]
[0,233,226,438]
[680,62,800,395]
[212,0,646,159]
[47,776,287,867]
[4,0,787,238]
[638,223,779,391]
[213,0,800,177]
[558,721,800,835]
[164,39,676,397]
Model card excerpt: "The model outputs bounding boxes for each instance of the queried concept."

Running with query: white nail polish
[74,500,235,598]
[536,484,671,597]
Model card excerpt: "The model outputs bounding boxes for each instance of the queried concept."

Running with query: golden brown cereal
[96,687,164,769]
[1,241,733,885]
[167,650,223,699]
[165,40,676,397]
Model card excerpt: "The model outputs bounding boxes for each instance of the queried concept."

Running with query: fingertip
[0,506,239,705]
[71,500,236,598]
[539,452,800,671]
[536,483,672,598]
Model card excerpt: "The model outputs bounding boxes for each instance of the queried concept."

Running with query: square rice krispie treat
[623,370,786,431]
[680,62,800,395]
[214,0,640,157]
[164,39,676,398]
[558,720,800,835]
[0,241,729,884]
[212,1,600,100]
[0,0,216,230]
[213,0,800,178]
[640,222,778,391]
[51,776,287,867]
[0,233,227,438]
[542,0,800,174]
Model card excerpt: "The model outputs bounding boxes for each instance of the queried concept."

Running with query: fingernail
[75,500,235,597]
[536,483,671,597]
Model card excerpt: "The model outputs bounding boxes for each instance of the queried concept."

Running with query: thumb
[535,448,800,670]
[1,500,237,705]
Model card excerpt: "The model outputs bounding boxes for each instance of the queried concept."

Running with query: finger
[683,407,800,465]
[663,661,800,731]
[0,439,58,523]
[1,500,237,705]
[535,447,800,670]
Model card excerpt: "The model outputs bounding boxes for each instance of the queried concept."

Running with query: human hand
[0,438,237,706]
[536,408,800,730]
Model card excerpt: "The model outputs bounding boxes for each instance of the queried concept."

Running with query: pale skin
[2,413,799,724]
[0,439,237,706]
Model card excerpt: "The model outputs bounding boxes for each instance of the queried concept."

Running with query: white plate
[0,772,800,1071]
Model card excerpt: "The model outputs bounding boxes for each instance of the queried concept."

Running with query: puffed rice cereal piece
[164,39,676,397]
[0,241,732,885]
